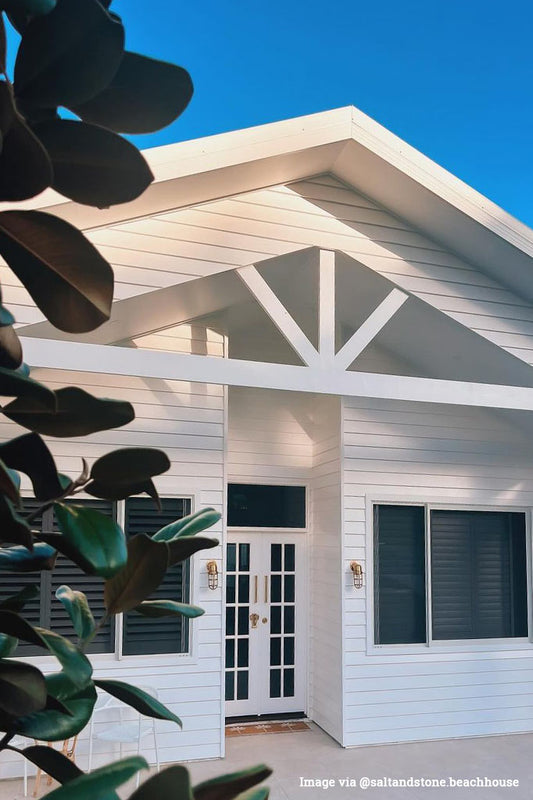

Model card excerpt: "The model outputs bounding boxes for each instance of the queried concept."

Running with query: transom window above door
[373,505,529,645]
[227,484,306,528]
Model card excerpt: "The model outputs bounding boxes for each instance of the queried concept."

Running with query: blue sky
[11,0,533,225]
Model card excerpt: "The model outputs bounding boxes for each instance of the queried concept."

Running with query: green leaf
[0,612,92,689]
[14,0,124,109]
[0,365,55,408]
[0,495,32,548]
[0,433,65,501]
[0,543,56,572]
[20,744,82,784]
[70,51,193,134]
[0,324,22,369]
[167,536,218,567]
[4,386,134,437]
[193,766,272,800]
[54,503,127,578]
[86,448,169,504]
[0,584,39,612]
[0,211,114,333]
[1,0,56,18]
[0,82,52,202]
[95,680,182,726]
[41,757,147,800]
[128,765,192,800]
[33,119,154,208]
[0,634,18,657]
[153,508,220,541]
[55,585,95,641]
[0,458,21,506]
[134,600,204,619]
[104,534,168,614]
[15,679,96,740]
[0,305,15,327]
[0,659,47,716]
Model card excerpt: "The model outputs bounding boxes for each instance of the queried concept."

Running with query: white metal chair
[87,686,160,786]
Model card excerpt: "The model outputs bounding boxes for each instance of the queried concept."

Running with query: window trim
[16,492,202,670]
[365,495,533,656]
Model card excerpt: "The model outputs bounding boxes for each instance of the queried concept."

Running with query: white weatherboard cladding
[0,366,225,778]
[9,175,533,369]
[342,395,533,746]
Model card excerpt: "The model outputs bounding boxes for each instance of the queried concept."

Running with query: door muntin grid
[269,543,296,699]
[225,543,250,702]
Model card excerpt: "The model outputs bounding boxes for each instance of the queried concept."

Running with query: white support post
[236,264,320,367]
[319,250,336,366]
[334,288,409,370]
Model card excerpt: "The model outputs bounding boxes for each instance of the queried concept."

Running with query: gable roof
[13,106,533,305]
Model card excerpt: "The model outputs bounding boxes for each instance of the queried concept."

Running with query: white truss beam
[335,288,409,370]
[319,250,336,366]
[20,337,533,413]
[236,264,320,367]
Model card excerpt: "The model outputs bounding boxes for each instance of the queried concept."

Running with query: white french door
[225,531,306,717]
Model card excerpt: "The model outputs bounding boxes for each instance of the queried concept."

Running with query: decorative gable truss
[20,248,533,413]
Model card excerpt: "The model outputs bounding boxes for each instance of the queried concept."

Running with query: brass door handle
[249,613,259,629]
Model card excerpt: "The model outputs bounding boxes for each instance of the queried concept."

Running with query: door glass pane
[284,544,295,572]
[270,637,281,666]
[271,574,282,603]
[284,668,294,697]
[269,542,298,702]
[271,544,282,572]
[284,574,295,602]
[271,606,281,635]
[284,636,294,665]
[226,542,250,705]
[270,669,281,698]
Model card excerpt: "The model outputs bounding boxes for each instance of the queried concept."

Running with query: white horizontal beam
[335,288,409,370]
[19,337,533,413]
[237,264,320,367]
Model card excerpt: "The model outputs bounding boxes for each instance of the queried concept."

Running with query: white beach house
[4,106,533,772]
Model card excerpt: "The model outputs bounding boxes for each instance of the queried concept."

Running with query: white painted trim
[319,249,336,367]
[20,336,533,412]
[334,289,409,370]
[236,264,319,368]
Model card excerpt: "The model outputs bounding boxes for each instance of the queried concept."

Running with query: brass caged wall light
[350,561,364,589]
[206,561,219,590]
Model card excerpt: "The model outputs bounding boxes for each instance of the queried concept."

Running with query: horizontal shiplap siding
[309,397,343,742]
[10,176,533,366]
[0,365,225,778]
[342,395,533,746]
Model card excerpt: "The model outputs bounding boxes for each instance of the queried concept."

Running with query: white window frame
[365,494,533,656]
[16,492,202,671]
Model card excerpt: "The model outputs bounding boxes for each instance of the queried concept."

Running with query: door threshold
[226,712,306,724]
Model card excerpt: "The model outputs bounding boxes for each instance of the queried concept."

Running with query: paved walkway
[2,723,533,799]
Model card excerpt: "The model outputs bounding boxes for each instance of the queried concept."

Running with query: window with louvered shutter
[49,499,115,653]
[431,510,527,640]
[123,497,192,656]
[0,499,46,656]
[374,505,426,645]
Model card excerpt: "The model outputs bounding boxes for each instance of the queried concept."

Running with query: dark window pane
[271,544,282,572]
[239,544,250,572]
[270,669,281,698]
[284,606,295,634]
[271,575,282,603]
[225,671,234,701]
[284,544,295,572]
[283,668,294,697]
[237,671,249,700]
[271,606,281,634]
[431,510,528,640]
[238,575,249,603]
[238,607,249,635]
[284,575,295,602]
[228,485,306,528]
[123,497,191,656]
[237,638,249,668]
[225,638,235,669]
[226,574,236,604]
[227,543,236,572]
[226,607,235,636]
[270,637,281,666]
[374,505,426,645]
[284,636,295,665]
